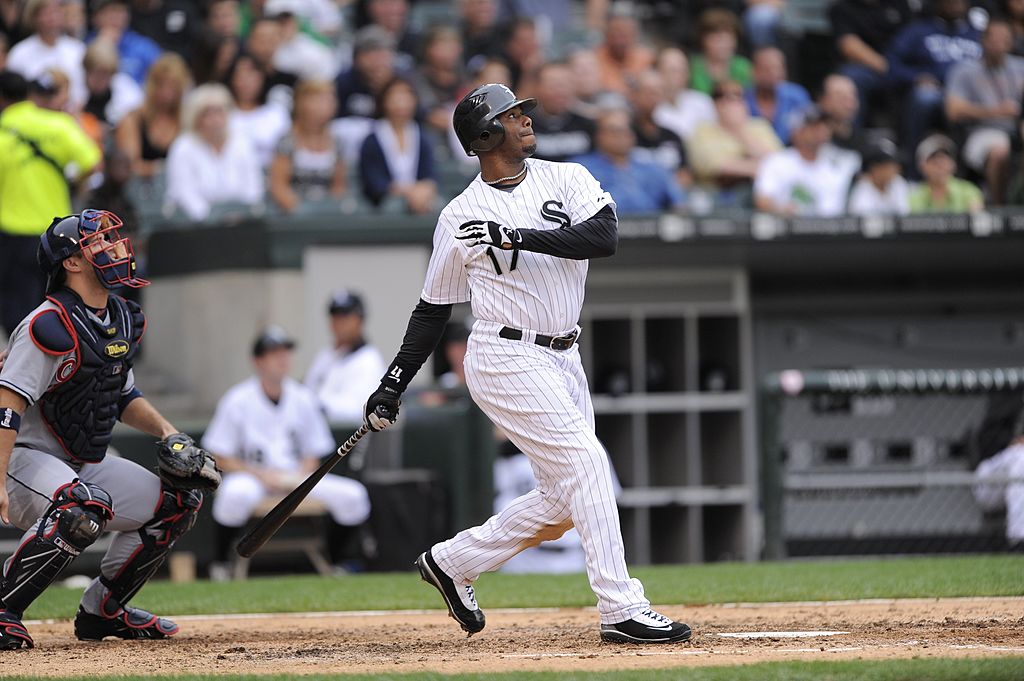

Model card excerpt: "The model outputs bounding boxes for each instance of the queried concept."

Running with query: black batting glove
[364,384,401,432]
[454,220,522,250]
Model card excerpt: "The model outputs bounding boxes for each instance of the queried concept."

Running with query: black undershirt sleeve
[379,299,453,393]
[515,204,617,260]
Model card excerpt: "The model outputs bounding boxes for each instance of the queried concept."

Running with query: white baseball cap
[265,0,302,18]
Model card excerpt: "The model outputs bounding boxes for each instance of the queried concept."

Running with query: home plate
[718,631,850,639]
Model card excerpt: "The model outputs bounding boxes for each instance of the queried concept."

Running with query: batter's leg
[435,337,649,624]
[433,484,575,579]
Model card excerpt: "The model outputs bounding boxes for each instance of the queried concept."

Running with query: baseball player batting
[362,83,692,644]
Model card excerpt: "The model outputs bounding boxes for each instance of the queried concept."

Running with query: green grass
[26,555,1024,620]
[9,658,1024,680]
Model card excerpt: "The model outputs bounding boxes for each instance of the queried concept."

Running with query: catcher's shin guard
[0,481,113,617]
[98,487,201,616]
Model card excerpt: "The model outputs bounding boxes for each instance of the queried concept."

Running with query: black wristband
[0,407,21,433]
[381,360,412,393]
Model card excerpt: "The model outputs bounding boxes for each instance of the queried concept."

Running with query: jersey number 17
[486,247,518,276]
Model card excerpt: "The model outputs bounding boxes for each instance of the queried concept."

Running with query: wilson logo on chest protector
[104,340,130,358]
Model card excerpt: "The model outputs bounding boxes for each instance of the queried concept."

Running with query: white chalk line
[715,596,1024,609]
[717,631,850,639]
[501,651,709,659]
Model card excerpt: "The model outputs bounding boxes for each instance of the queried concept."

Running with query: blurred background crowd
[2,0,1024,231]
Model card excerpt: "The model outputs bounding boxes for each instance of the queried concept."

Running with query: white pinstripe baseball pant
[430,321,650,624]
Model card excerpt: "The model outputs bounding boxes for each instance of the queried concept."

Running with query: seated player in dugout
[203,326,371,580]
[305,290,386,425]
[0,210,221,650]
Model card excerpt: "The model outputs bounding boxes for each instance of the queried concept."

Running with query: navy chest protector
[30,289,146,463]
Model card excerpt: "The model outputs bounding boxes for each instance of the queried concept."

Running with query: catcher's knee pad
[99,488,202,616]
[1,481,113,616]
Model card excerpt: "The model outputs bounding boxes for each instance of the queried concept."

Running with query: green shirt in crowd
[689,55,753,95]
[908,178,984,214]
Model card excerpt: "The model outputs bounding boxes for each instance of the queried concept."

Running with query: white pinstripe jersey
[422,158,614,335]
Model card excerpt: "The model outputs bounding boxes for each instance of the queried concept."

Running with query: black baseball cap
[0,70,28,101]
[252,325,296,357]
[327,289,365,316]
[787,104,828,131]
[862,138,900,171]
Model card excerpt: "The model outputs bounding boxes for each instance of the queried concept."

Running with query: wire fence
[760,368,1024,558]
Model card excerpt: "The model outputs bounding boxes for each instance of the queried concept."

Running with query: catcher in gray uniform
[0,209,220,650]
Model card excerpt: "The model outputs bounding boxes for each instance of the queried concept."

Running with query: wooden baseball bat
[235,425,370,558]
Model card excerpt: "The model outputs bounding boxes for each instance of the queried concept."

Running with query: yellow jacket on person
[0,100,101,236]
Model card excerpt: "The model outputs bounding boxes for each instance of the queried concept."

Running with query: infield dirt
[11,597,1024,676]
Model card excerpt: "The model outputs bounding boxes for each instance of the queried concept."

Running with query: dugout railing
[760,367,1024,559]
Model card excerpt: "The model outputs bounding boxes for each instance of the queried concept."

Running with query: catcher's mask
[38,209,148,292]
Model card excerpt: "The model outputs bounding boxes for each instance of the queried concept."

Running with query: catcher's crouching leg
[75,488,202,641]
[1,481,114,649]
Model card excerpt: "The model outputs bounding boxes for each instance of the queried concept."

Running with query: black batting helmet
[453,83,536,156]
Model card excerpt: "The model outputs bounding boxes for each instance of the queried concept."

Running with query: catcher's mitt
[156,433,222,491]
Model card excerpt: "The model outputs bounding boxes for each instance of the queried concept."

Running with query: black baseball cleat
[600,609,692,644]
[0,610,33,650]
[415,550,486,635]
[74,606,179,641]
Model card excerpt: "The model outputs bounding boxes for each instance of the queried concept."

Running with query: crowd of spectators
[3,0,1024,229]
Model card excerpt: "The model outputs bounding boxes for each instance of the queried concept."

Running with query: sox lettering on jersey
[420,159,652,624]
[541,201,571,229]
